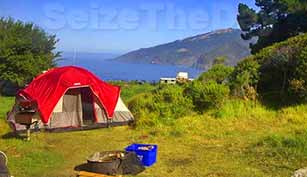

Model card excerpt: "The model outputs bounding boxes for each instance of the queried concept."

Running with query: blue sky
[0,0,256,53]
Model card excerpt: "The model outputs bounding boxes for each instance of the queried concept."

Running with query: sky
[0,0,257,53]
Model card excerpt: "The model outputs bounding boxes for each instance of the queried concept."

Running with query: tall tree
[0,18,60,88]
[237,0,307,54]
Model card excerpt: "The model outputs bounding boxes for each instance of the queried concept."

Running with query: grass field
[1,94,307,177]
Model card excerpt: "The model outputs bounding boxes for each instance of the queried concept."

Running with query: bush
[231,33,307,104]
[254,33,307,104]
[185,81,230,112]
[290,45,307,102]
[127,93,159,127]
[128,85,194,127]
[153,85,194,121]
[198,64,234,84]
[230,57,260,99]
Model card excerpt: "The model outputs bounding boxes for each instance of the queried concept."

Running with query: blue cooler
[125,144,157,167]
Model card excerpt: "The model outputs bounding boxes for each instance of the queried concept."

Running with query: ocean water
[57,58,203,82]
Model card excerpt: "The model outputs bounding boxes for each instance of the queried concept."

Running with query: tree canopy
[0,18,60,87]
[237,0,307,53]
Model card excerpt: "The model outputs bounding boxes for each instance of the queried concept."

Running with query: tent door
[80,87,95,126]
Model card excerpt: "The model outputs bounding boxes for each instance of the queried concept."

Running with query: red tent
[18,66,120,124]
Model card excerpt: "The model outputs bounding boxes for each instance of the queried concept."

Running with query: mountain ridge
[114,28,252,69]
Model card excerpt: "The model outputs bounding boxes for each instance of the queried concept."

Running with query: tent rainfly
[7,66,134,131]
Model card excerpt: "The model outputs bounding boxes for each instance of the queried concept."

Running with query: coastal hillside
[115,28,252,69]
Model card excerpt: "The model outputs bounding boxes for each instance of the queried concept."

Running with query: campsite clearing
[1,96,307,177]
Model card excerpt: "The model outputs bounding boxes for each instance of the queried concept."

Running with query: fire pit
[86,151,125,175]
[75,151,145,176]
[0,151,10,177]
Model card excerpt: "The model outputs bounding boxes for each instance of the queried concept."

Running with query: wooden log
[77,171,122,177]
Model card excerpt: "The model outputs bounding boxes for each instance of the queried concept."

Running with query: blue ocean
[57,56,203,82]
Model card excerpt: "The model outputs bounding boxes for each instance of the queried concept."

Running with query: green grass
[113,82,156,102]
[0,96,14,115]
[1,95,307,177]
[0,96,14,135]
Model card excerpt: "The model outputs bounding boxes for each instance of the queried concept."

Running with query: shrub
[290,45,307,102]
[230,57,260,99]
[185,81,230,112]
[153,85,194,121]
[198,64,234,84]
[253,33,307,104]
[127,93,159,127]
[231,33,307,104]
[128,85,194,127]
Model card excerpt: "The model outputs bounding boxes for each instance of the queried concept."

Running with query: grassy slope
[109,81,156,102]
[118,83,156,102]
[1,95,307,176]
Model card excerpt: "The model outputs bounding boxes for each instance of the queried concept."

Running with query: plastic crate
[125,144,157,167]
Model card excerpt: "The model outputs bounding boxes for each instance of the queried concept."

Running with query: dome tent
[7,66,134,131]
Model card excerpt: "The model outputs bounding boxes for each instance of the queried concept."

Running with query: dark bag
[120,151,145,175]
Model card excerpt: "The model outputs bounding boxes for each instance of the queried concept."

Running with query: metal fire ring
[0,151,8,165]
